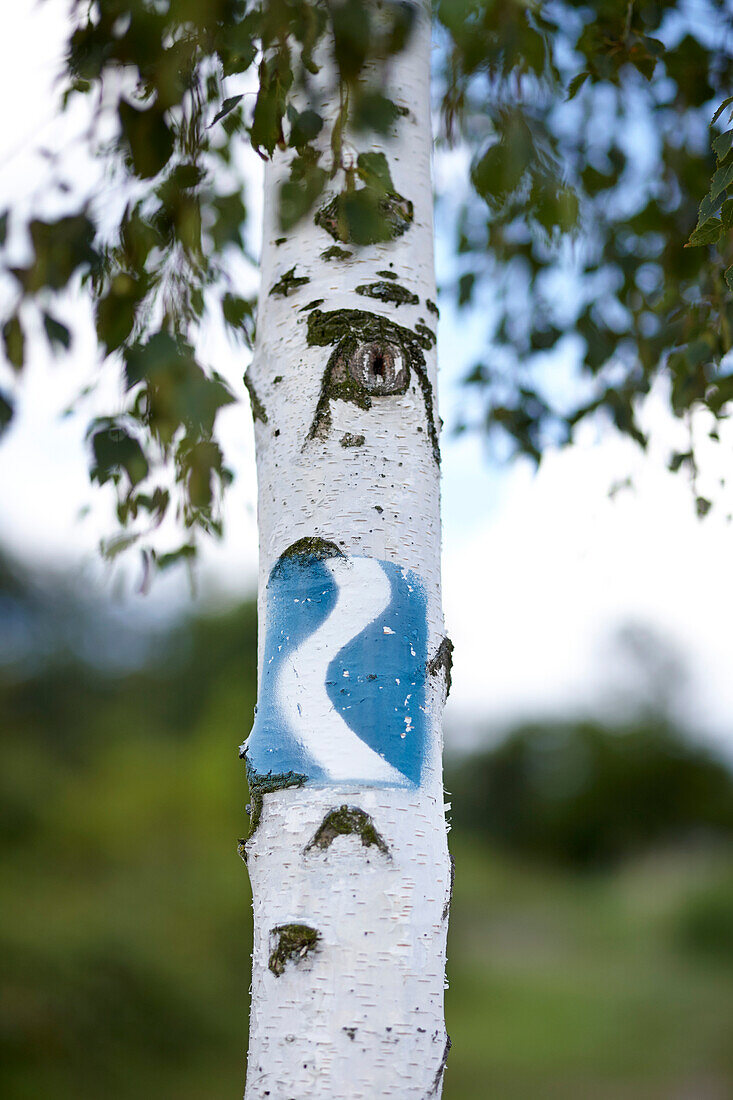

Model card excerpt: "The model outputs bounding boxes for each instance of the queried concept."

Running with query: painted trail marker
[242,546,428,788]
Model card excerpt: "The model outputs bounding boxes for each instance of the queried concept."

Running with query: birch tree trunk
[241,4,452,1095]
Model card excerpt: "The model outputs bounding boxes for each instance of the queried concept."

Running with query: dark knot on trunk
[348,341,407,395]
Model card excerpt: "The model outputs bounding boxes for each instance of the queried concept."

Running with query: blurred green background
[2,551,733,1100]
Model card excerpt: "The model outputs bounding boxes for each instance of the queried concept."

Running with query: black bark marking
[304,805,390,856]
[415,322,436,346]
[442,852,455,921]
[426,1035,451,1096]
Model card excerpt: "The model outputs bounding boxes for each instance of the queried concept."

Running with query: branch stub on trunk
[348,340,408,395]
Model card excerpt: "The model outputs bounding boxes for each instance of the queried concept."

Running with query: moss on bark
[241,765,308,839]
[268,924,320,977]
[321,245,353,261]
[356,281,419,307]
[269,266,310,297]
[442,852,455,921]
[340,432,366,448]
[244,371,268,424]
[304,805,390,856]
[305,308,440,463]
[276,536,344,563]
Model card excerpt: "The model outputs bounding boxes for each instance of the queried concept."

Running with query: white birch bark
[241,5,452,1095]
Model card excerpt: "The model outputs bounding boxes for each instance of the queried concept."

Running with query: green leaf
[90,423,149,487]
[472,117,534,203]
[210,191,246,250]
[221,293,256,345]
[567,72,590,100]
[100,532,140,560]
[711,160,733,201]
[686,220,723,247]
[118,100,173,180]
[287,106,323,148]
[351,92,405,133]
[168,163,205,190]
[694,188,725,231]
[712,95,733,125]
[211,94,243,125]
[279,152,327,229]
[2,314,24,370]
[120,206,162,268]
[251,53,292,156]
[330,0,371,81]
[696,496,712,518]
[343,190,391,244]
[356,151,394,192]
[0,211,8,247]
[16,214,96,292]
[96,273,142,355]
[155,543,196,570]
[124,332,234,442]
[458,272,475,306]
[668,450,693,473]
[218,16,258,76]
[316,185,413,245]
[707,375,733,414]
[713,130,733,163]
[180,439,226,510]
[42,312,72,352]
[725,265,733,293]
[0,388,13,435]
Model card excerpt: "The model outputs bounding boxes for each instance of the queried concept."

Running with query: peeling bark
[427,635,454,699]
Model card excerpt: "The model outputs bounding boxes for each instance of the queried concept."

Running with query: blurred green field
[446,843,733,1099]
[2,556,733,1098]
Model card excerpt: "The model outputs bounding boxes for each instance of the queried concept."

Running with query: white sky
[2,1,733,758]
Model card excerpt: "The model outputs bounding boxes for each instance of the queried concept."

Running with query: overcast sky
[2,1,733,758]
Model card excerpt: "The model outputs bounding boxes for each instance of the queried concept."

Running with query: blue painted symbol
[242,549,428,788]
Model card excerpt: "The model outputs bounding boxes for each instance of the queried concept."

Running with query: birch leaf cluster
[0,0,730,568]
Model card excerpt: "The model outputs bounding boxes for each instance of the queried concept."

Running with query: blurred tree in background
[449,717,733,868]
[2,550,733,1099]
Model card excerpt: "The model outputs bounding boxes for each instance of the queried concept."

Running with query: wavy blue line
[243,554,428,787]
